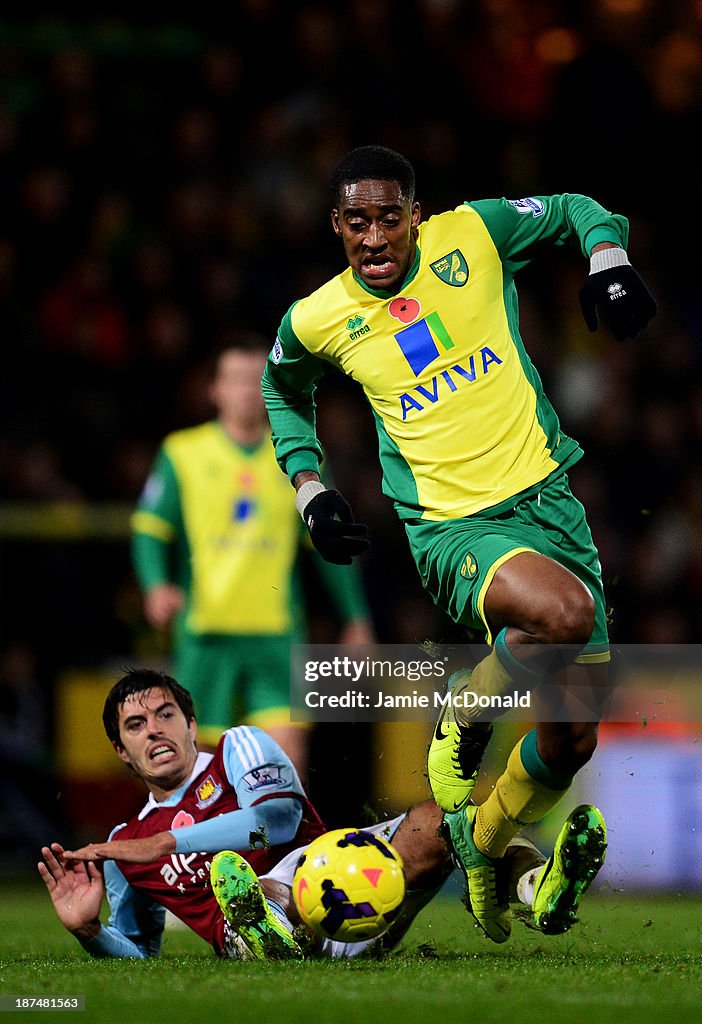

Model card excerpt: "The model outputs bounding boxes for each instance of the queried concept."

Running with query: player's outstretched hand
[303,489,370,565]
[38,843,104,936]
[579,264,657,341]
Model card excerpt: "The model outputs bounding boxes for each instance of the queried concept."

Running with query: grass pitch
[1,878,700,1024]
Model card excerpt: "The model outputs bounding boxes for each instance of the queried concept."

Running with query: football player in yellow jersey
[132,336,374,777]
[262,146,656,942]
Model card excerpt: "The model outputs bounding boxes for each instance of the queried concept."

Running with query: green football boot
[428,670,493,812]
[211,851,303,960]
[531,804,607,935]
[446,804,511,943]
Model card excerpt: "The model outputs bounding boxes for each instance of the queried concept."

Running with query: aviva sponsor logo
[346,314,371,341]
[399,347,502,419]
[392,306,503,420]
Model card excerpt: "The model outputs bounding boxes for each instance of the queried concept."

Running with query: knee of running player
[516,577,596,651]
[486,555,596,663]
[540,585,594,647]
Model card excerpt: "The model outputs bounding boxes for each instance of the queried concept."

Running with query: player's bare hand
[144,583,185,629]
[38,843,103,937]
[63,832,175,864]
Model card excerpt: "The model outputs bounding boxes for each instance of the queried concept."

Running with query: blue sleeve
[79,859,164,959]
[173,728,305,855]
[173,797,303,854]
[222,726,305,807]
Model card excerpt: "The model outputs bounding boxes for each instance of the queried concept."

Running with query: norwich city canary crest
[460,553,478,578]
[430,250,469,287]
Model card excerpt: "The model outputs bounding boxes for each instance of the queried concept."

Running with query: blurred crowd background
[1,2,701,873]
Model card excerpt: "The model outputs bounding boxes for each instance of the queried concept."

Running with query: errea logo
[607,282,627,300]
[346,314,371,340]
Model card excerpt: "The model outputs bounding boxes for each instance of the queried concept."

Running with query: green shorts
[405,472,609,656]
[174,633,297,744]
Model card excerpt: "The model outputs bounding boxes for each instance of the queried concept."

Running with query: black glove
[302,489,370,565]
[579,264,657,342]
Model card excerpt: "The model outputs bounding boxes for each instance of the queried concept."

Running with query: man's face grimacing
[332,179,421,291]
[114,686,198,798]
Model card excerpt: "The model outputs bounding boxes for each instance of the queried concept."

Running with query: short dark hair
[103,667,195,746]
[206,328,270,380]
[331,145,416,206]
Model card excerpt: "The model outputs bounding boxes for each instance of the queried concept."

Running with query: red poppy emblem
[388,297,421,324]
[171,810,195,830]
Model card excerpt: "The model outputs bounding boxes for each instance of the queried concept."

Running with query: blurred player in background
[38,668,606,959]
[261,145,655,941]
[131,335,374,775]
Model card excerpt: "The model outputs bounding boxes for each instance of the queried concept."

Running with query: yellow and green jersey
[262,194,629,521]
[131,422,367,636]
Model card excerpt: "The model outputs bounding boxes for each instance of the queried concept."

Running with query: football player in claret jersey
[262,145,655,942]
[37,669,607,958]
